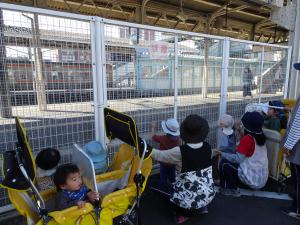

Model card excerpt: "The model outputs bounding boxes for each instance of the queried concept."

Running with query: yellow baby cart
[1,107,153,225]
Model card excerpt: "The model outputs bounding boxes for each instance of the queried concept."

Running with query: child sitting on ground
[151,118,180,184]
[53,163,99,211]
[217,111,268,196]
[217,114,236,153]
[213,114,236,184]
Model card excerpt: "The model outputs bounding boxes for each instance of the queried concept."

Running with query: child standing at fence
[151,118,180,184]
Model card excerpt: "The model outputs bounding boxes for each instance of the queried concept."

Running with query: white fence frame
[0,2,293,213]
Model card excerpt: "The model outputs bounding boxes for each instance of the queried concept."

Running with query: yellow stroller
[1,107,153,225]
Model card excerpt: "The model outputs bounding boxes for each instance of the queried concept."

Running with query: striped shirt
[283,96,300,150]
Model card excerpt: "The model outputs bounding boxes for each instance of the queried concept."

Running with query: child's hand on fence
[87,191,100,202]
[77,200,86,208]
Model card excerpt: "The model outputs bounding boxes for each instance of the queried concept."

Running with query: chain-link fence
[0,3,292,212]
[0,6,95,208]
[226,41,290,121]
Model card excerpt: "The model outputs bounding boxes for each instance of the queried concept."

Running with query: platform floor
[140,191,298,225]
[2,175,299,225]
[4,191,298,225]
[0,91,282,123]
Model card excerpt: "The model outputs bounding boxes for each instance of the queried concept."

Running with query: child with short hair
[53,163,99,211]
[151,118,180,184]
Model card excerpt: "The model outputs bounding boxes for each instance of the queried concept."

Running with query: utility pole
[23,13,47,110]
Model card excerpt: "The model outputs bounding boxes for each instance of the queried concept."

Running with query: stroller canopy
[1,117,36,190]
[104,108,152,159]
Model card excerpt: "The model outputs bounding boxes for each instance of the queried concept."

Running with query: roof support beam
[142,0,151,24]
[2,0,288,43]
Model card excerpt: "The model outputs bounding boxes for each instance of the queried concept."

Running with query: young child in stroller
[151,115,215,224]
[53,163,99,211]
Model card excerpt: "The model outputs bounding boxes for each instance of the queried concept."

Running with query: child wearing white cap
[213,114,237,185]
[217,114,236,153]
[151,118,180,184]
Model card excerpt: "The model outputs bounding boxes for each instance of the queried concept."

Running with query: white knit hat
[218,114,234,135]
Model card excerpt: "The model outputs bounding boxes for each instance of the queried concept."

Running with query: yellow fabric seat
[96,143,134,184]
[99,156,152,225]
[8,189,95,225]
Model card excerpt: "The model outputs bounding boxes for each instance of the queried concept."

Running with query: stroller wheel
[119,206,137,225]
[277,174,288,193]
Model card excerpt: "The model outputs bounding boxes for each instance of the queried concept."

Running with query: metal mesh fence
[104,24,176,160]
[0,9,94,207]
[226,41,289,122]
[176,37,223,148]
[226,41,263,121]
[0,4,292,211]
[259,46,287,102]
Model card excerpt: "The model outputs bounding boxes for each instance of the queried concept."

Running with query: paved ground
[2,181,298,225]
[140,191,299,225]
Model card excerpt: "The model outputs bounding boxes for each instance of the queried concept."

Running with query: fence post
[219,37,230,118]
[0,10,12,118]
[202,39,209,98]
[232,61,236,87]
[284,46,292,98]
[258,47,265,103]
[91,18,107,146]
[174,35,178,119]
